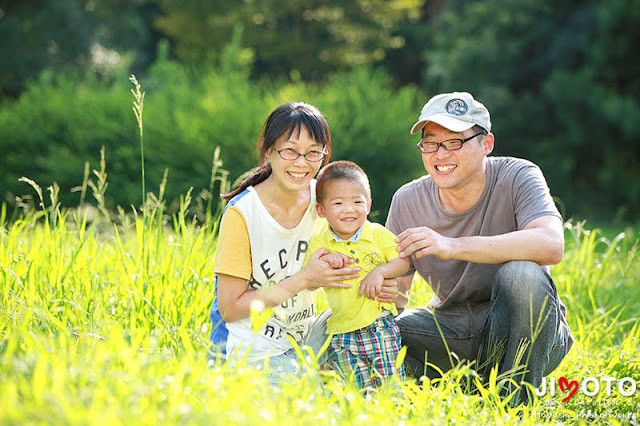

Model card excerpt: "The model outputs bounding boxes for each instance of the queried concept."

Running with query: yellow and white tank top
[209,180,325,363]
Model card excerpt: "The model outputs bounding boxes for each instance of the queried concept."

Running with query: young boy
[303,160,410,390]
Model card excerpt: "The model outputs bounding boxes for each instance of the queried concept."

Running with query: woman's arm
[218,248,360,322]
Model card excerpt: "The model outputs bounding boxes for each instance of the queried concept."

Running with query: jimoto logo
[535,376,637,402]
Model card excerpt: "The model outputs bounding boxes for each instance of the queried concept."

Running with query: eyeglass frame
[274,147,328,162]
[416,130,488,153]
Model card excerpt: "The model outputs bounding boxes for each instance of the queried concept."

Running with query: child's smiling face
[316,179,371,240]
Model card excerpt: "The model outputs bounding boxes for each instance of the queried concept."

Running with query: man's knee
[492,261,558,315]
[494,261,552,295]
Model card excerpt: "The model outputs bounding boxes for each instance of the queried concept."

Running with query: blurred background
[1,0,639,225]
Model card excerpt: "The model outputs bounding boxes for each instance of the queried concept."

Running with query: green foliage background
[1,0,640,223]
[0,47,423,222]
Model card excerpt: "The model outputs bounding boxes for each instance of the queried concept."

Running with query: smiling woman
[208,102,393,382]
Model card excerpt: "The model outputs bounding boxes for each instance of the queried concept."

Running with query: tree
[422,0,640,221]
[0,0,94,96]
[154,0,424,80]
[0,0,161,97]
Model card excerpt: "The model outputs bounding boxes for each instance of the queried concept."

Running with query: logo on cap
[445,99,468,116]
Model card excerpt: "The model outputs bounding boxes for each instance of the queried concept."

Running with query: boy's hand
[359,270,383,300]
[320,252,350,269]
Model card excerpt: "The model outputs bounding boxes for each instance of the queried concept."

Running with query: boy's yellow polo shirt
[304,220,399,334]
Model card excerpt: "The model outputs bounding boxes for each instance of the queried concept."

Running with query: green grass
[1,200,639,425]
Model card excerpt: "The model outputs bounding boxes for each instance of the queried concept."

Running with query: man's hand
[377,278,400,304]
[395,226,455,261]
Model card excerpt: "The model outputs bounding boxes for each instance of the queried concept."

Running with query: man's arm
[395,274,414,309]
[395,215,564,266]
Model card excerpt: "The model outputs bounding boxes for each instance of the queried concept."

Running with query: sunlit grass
[1,201,639,424]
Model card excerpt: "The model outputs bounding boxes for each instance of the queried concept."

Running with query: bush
[310,68,424,221]
[0,61,424,221]
[0,71,136,209]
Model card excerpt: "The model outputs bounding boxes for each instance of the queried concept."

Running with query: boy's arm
[376,257,411,280]
[359,257,411,300]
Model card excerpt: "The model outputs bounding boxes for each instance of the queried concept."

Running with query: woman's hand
[303,248,360,291]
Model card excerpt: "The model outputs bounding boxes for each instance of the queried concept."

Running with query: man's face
[419,122,494,192]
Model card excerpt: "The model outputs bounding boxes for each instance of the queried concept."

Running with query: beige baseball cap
[410,92,491,134]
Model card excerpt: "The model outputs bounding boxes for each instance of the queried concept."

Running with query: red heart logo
[558,376,578,402]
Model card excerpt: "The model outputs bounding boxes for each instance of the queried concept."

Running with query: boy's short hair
[316,160,371,203]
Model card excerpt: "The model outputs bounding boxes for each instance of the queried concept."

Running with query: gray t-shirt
[386,156,562,307]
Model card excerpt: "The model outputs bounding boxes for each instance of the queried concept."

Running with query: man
[386,92,573,403]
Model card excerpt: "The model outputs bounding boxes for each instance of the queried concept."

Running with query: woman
[209,102,396,378]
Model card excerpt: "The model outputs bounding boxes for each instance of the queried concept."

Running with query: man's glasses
[417,131,487,153]
[275,148,328,162]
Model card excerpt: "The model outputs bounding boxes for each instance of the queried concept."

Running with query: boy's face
[316,179,371,240]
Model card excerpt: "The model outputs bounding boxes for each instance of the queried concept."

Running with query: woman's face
[268,126,326,193]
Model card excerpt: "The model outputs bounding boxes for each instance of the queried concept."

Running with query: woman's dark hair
[316,160,371,203]
[222,102,332,201]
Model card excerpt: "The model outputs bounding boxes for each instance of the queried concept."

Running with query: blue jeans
[397,261,572,391]
[246,309,335,384]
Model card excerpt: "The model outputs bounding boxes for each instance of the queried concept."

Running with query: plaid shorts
[330,313,405,390]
